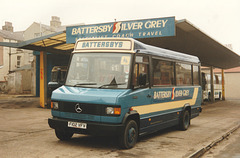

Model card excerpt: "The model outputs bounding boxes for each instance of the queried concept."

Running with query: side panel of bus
[132,86,201,134]
[131,55,202,135]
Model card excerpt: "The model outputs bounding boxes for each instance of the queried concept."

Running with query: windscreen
[65,53,131,89]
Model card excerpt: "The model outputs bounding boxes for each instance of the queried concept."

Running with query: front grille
[53,101,120,117]
[57,101,104,115]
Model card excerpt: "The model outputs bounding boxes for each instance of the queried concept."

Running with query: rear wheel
[55,129,73,141]
[119,120,138,149]
[179,110,190,131]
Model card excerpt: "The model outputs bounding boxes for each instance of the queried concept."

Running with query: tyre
[119,120,138,149]
[179,110,190,131]
[55,129,74,141]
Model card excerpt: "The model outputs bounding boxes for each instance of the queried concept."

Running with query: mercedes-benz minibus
[48,38,202,149]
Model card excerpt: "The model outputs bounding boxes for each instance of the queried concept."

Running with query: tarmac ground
[0,94,240,158]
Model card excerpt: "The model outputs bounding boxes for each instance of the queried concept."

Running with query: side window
[132,56,149,88]
[17,55,21,68]
[193,65,200,85]
[176,63,192,85]
[152,59,174,86]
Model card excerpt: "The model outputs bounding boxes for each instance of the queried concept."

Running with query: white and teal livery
[48,38,202,149]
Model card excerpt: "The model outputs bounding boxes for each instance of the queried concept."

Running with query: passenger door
[131,55,152,130]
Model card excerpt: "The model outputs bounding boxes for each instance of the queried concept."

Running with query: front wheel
[179,110,190,131]
[55,129,73,141]
[119,120,138,149]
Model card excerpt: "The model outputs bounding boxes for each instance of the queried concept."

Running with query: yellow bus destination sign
[66,17,175,43]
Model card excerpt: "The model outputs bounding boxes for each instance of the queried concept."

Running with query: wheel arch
[122,110,140,129]
[183,103,191,116]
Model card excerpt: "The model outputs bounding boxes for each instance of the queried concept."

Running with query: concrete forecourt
[0,95,239,157]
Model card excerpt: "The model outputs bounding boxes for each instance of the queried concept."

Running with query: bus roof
[74,38,200,64]
[134,39,200,64]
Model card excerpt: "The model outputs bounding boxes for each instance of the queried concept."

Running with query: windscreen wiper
[98,83,126,89]
[73,83,97,87]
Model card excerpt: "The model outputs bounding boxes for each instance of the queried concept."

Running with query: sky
[1,0,240,54]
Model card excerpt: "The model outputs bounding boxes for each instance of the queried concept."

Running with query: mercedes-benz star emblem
[75,103,82,113]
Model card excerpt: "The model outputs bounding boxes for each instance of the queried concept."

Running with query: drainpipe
[8,40,11,73]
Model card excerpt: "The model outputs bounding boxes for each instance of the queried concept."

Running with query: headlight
[51,102,59,110]
[106,107,114,114]
[106,107,121,115]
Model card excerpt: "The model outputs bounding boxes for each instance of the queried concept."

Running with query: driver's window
[132,55,149,88]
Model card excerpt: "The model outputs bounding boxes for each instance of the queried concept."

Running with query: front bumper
[48,117,124,136]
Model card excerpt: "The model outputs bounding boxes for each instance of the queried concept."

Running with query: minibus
[48,38,202,149]
[202,72,222,101]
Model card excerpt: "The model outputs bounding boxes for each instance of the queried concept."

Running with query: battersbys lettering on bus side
[154,89,190,100]
[154,91,172,99]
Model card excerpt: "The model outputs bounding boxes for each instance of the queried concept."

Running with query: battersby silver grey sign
[66,17,175,43]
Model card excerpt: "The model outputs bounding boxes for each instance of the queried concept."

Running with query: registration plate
[68,121,87,129]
